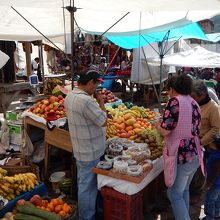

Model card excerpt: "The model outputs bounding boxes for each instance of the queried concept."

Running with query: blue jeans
[204,186,220,220]
[76,158,100,220]
[167,156,199,220]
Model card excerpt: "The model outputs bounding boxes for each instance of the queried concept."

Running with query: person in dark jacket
[203,134,220,220]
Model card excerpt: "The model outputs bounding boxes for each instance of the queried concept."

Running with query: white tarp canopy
[0,0,220,44]
[148,46,220,68]
[131,42,174,85]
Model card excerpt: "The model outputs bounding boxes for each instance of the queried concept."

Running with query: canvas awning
[148,46,220,68]
[0,0,219,44]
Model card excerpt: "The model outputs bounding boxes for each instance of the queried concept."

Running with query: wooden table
[24,117,72,179]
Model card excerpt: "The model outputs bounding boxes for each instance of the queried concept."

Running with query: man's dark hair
[167,73,193,95]
[77,69,102,85]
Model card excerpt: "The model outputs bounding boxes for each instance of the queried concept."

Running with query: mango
[125,126,133,132]
[133,128,143,135]
[133,123,141,128]
[124,113,133,120]
[125,118,136,126]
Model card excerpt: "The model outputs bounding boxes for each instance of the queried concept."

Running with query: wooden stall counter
[0,82,31,114]
[93,163,153,184]
[24,117,72,179]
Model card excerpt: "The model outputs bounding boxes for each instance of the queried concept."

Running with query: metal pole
[11,6,64,53]
[70,0,75,89]
[39,41,45,93]
[159,54,163,106]
[141,47,159,102]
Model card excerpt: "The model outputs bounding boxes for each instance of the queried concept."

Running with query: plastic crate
[101,187,143,220]
[0,183,47,218]
[101,76,117,90]
[116,70,131,76]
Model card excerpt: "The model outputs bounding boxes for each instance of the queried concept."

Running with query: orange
[57,198,64,205]
[62,203,71,213]
[47,203,54,212]
[51,198,59,207]
[59,210,66,217]
[54,205,62,213]
[41,200,48,207]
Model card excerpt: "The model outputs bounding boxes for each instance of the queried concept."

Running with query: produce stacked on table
[98,88,119,103]
[0,167,7,180]
[15,196,72,219]
[29,95,66,119]
[44,78,63,95]
[0,168,38,201]
[106,104,163,159]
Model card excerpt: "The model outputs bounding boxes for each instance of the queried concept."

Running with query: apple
[59,99,64,106]
[43,99,49,105]
[53,106,58,111]
[58,95,63,100]
[53,102,59,107]
[49,96,56,103]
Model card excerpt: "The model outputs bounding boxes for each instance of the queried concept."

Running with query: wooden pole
[104,46,120,75]
[24,42,32,78]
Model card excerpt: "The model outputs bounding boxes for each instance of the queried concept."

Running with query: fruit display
[0,167,7,180]
[29,95,66,119]
[15,196,72,219]
[105,103,163,160]
[1,211,15,220]
[44,78,63,95]
[0,170,39,201]
[15,202,61,220]
[98,88,119,103]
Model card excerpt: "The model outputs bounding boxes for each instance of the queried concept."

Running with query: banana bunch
[0,167,7,180]
[129,106,143,118]
[106,119,118,139]
[0,173,39,200]
[0,180,15,200]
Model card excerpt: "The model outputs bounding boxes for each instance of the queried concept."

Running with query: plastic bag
[0,119,9,154]
[23,129,34,156]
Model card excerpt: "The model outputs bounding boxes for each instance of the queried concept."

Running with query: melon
[52,85,69,96]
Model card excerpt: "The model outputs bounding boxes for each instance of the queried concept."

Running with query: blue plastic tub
[0,183,47,217]
[101,76,117,90]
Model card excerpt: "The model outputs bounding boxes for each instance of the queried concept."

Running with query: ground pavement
[143,192,206,220]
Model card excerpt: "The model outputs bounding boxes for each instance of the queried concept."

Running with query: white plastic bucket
[49,171,65,183]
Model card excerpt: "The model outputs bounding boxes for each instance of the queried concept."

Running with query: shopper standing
[202,134,220,220]
[64,69,107,220]
[156,74,204,220]
[190,80,220,204]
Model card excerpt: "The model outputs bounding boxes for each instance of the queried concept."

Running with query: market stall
[0,81,164,219]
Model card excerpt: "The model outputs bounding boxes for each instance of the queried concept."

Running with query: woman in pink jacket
[156,74,204,220]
